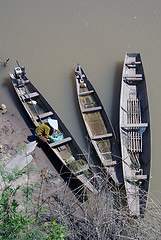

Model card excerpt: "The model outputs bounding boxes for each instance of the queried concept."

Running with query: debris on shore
[0,104,7,114]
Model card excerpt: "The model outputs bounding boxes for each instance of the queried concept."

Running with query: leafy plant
[45,220,67,240]
[0,163,68,240]
[0,185,28,239]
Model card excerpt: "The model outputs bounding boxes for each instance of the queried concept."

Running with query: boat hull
[120,53,151,216]
[9,69,97,196]
[75,64,123,186]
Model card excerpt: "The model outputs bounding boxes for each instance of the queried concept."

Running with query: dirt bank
[0,108,56,173]
[0,104,83,220]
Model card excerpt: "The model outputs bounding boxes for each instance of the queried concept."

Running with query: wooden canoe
[9,65,98,196]
[75,64,123,186]
[120,53,151,217]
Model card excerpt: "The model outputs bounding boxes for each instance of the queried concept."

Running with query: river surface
[0,0,161,202]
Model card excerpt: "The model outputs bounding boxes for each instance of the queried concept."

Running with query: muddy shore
[0,107,57,174]
[0,102,82,219]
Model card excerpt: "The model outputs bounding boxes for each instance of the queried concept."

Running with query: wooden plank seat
[102,151,112,155]
[124,77,142,82]
[35,111,53,120]
[79,90,94,96]
[75,164,89,175]
[17,80,30,88]
[121,123,148,128]
[127,175,147,182]
[124,74,142,78]
[49,137,72,148]
[103,159,117,167]
[76,174,97,194]
[38,119,49,124]
[124,73,142,81]
[22,92,39,100]
[82,106,102,113]
[125,62,141,67]
[92,133,113,140]
[24,79,30,83]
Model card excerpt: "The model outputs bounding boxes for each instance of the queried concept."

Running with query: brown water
[0,0,161,202]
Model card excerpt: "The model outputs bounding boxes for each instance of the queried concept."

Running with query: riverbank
[0,106,56,174]
[0,103,82,220]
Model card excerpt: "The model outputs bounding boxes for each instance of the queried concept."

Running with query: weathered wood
[18,80,30,87]
[79,90,94,96]
[127,98,143,152]
[127,175,147,181]
[121,123,148,128]
[22,91,39,100]
[124,74,142,78]
[120,52,151,217]
[49,137,72,148]
[125,62,141,67]
[10,68,98,195]
[103,160,117,167]
[75,64,123,186]
[75,164,89,175]
[81,106,102,113]
[92,133,113,140]
[76,174,98,194]
[102,151,112,155]
[124,77,142,81]
[35,111,53,120]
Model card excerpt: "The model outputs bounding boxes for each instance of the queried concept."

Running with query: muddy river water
[0,0,161,202]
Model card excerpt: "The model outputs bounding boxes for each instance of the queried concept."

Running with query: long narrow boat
[75,64,123,186]
[120,53,151,217]
[9,64,98,196]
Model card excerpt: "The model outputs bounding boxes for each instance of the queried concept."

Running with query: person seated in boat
[35,123,54,144]
[80,78,86,88]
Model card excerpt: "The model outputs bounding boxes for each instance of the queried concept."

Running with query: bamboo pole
[127,100,130,150]
[132,100,135,152]
[135,99,139,152]
[139,100,142,152]
[130,100,133,152]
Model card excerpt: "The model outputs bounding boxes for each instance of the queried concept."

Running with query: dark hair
[49,128,54,135]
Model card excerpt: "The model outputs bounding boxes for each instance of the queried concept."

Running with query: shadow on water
[110,62,124,185]
[111,62,123,143]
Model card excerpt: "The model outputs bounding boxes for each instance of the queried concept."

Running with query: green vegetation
[0,145,160,239]
[0,166,67,240]
[67,159,87,172]
[45,220,67,240]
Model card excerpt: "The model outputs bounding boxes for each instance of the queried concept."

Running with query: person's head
[49,128,54,135]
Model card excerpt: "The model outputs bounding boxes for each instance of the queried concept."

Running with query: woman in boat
[35,123,53,138]
[35,123,54,144]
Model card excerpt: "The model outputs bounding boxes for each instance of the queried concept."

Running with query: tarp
[48,118,58,130]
